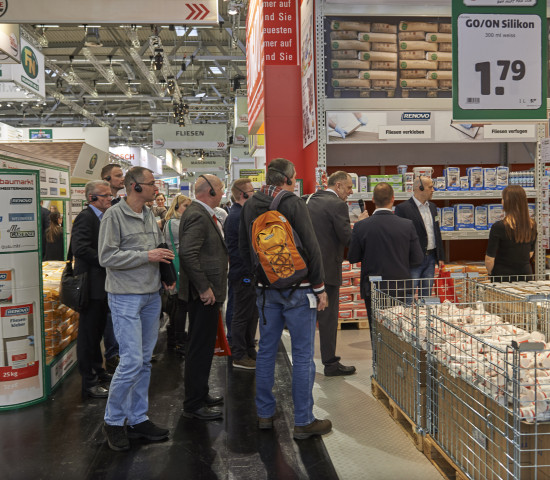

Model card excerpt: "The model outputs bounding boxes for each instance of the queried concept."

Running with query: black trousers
[230,279,258,360]
[183,298,220,412]
[77,297,109,389]
[316,284,340,366]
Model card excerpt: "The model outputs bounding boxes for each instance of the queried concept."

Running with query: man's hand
[200,287,216,305]
[358,210,370,221]
[317,291,328,311]
[148,248,175,263]
[163,282,176,290]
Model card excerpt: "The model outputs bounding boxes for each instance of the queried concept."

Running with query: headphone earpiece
[105,175,111,182]
[175,202,179,211]
[90,195,98,202]
[419,177,425,192]
[269,166,293,186]
[134,183,142,193]
[199,174,217,197]
[235,186,249,199]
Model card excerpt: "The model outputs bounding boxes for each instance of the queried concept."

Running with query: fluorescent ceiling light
[195,92,206,98]
[210,67,224,74]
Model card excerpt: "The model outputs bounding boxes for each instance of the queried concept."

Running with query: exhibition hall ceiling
[1,8,248,147]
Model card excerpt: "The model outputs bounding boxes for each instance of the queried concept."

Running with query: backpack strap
[269,189,291,211]
[305,193,314,204]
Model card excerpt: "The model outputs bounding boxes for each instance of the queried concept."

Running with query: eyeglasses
[136,181,156,187]
[93,194,114,198]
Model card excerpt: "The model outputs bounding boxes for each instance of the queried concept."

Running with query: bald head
[195,174,224,207]
[413,176,434,202]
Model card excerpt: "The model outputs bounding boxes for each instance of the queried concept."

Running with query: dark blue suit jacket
[348,210,424,298]
[394,197,444,263]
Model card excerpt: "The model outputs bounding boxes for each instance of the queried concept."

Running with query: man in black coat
[394,176,444,300]
[306,171,369,376]
[72,180,113,398]
[348,183,424,332]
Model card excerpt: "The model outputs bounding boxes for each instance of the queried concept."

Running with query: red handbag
[214,312,232,357]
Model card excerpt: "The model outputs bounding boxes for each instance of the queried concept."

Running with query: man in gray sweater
[98,166,175,452]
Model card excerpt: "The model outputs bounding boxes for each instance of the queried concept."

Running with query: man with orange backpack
[239,157,331,440]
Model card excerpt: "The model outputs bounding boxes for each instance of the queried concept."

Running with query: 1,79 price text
[474,60,525,96]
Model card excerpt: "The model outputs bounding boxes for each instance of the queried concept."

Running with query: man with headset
[101,163,125,206]
[179,174,228,420]
[224,178,258,370]
[99,166,175,451]
[394,175,444,300]
[72,180,113,399]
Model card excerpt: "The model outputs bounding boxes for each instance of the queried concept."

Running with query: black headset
[418,176,425,192]
[269,166,292,186]
[235,185,249,199]
[175,202,179,211]
[127,173,142,192]
[199,174,217,197]
[90,194,98,202]
[104,175,111,182]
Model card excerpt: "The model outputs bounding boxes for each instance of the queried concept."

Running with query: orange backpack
[250,190,308,288]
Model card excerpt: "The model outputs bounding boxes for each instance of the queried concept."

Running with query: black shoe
[83,384,109,398]
[103,423,130,451]
[205,394,224,407]
[127,420,169,441]
[105,355,119,374]
[98,372,113,383]
[182,406,223,420]
[324,362,356,377]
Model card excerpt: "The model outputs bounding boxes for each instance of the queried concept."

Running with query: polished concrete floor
[0,324,441,480]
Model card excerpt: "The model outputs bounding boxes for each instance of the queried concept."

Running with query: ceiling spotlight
[195,92,206,98]
[153,48,164,71]
[167,76,176,95]
[198,150,205,161]
[177,116,186,127]
[84,26,102,47]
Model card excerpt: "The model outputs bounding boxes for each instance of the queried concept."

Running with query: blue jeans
[104,292,161,426]
[410,252,437,300]
[103,311,119,360]
[256,288,316,426]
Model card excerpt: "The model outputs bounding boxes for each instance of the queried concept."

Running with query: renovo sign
[21,46,38,79]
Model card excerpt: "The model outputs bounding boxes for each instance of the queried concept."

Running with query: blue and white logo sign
[401,112,431,121]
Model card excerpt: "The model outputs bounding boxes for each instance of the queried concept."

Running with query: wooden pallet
[337,319,369,330]
[423,435,469,480]
[371,378,423,451]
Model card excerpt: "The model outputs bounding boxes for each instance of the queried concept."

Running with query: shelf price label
[452,1,547,121]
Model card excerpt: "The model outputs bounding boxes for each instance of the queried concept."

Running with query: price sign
[452,1,547,121]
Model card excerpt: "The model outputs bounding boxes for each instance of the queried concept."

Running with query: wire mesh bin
[426,299,550,480]
[370,276,470,437]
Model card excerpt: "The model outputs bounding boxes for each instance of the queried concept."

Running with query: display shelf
[441,230,489,241]
[348,188,535,202]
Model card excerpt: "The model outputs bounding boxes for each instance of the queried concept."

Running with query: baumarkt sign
[0,0,218,24]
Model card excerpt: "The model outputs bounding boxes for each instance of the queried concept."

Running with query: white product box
[487,204,504,227]
[468,167,483,190]
[445,167,460,191]
[412,166,433,178]
[460,176,469,191]
[484,167,497,190]
[359,176,368,193]
[454,204,475,229]
[405,182,414,193]
[1,303,33,339]
[496,166,509,190]
[475,206,488,230]
[528,203,536,218]
[441,207,455,231]
[404,172,415,183]
[435,177,446,191]
[6,338,35,368]
[0,269,13,303]
[349,173,359,193]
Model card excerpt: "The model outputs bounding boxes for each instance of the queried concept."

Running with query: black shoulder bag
[59,243,89,312]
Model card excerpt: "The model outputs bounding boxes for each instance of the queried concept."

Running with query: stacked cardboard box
[42,261,79,363]
[339,261,368,328]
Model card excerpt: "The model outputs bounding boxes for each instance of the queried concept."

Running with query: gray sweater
[98,198,163,294]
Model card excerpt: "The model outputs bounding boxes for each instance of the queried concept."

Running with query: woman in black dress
[485,185,537,282]
[43,211,64,261]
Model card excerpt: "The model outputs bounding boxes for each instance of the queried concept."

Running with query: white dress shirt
[413,196,435,250]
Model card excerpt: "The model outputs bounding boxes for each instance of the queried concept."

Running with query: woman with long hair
[44,211,65,261]
[485,185,537,281]
[163,195,192,354]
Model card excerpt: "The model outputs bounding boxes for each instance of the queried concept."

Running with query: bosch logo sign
[401,112,431,121]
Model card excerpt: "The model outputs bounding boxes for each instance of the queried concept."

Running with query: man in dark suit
[179,174,228,421]
[306,171,369,376]
[72,180,113,398]
[348,183,424,332]
[394,176,444,300]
